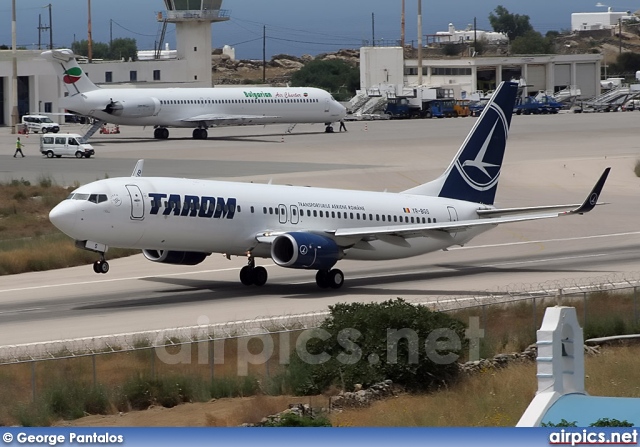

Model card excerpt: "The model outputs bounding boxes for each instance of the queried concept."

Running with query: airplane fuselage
[52,177,488,261]
[62,87,345,128]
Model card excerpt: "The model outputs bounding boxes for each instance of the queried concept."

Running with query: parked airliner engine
[103,97,161,117]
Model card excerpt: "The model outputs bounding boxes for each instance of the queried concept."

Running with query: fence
[2,272,640,403]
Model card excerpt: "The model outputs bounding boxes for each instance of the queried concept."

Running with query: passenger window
[275,208,279,215]
[313,210,317,217]
[292,209,297,216]
[356,213,360,220]
[250,206,254,213]
[331,211,335,218]
[337,212,341,218]
[236,205,241,212]
[394,216,397,222]
[263,207,267,214]
[433,218,437,223]
[55,137,65,144]
[428,218,431,223]
[382,215,386,222]
[411,217,414,223]
[376,214,380,221]
[350,213,354,219]
[269,207,273,215]
[319,211,323,217]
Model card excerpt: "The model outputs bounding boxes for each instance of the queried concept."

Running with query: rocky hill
[212,49,358,85]
[212,26,640,85]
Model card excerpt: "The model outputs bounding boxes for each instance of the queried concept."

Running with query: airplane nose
[49,201,77,236]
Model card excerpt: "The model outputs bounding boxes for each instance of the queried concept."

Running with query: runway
[1,111,639,345]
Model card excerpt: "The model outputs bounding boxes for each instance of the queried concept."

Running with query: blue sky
[1,1,638,59]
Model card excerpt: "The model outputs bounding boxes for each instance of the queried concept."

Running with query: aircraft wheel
[160,128,169,139]
[201,129,208,139]
[240,265,254,285]
[93,261,101,274]
[192,129,200,139]
[315,270,329,288]
[253,266,268,286]
[327,269,344,289]
[154,128,160,139]
[99,261,110,274]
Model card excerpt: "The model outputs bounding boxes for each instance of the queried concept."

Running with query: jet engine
[142,249,209,265]
[271,232,341,270]
[103,97,161,117]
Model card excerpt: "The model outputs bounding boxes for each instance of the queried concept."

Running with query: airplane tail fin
[402,81,519,205]
[41,49,99,95]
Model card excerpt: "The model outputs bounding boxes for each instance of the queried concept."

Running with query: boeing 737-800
[41,49,346,140]
[49,81,609,289]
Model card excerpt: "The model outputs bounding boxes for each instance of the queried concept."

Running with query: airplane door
[447,206,458,238]
[125,185,145,220]
[290,205,299,224]
[447,206,458,222]
[324,98,330,113]
[278,204,287,224]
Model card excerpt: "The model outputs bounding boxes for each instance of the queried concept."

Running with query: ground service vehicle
[22,115,60,133]
[40,134,95,158]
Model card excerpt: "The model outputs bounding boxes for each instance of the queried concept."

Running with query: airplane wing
[181,113,281,125]
[332,168,609,241]
[255,168,610,247]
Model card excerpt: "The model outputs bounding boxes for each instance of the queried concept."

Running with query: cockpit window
[88,194,108,204]
[72,193,90,201]
[66,193,75,200]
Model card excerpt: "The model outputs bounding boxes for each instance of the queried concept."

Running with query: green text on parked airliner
[243,91,273,99]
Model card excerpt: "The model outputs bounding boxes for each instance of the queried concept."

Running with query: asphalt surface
[1,112,640,345]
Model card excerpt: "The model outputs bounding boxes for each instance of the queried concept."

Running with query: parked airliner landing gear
[324,123,335,133]
[315,269,344,289]
[239,256,268,286]
[192,128,208,140]
[154,127,169,139]
[92,254,109,274]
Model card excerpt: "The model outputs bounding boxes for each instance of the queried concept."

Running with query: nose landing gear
[92,254,109,274]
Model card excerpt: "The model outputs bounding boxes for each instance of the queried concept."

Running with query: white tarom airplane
[49,81,610,289]
[41,49,346,140]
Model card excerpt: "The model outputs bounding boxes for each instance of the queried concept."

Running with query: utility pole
[400,0,405,48]
[417,0,423,85]
[474,17,477,54]
[87,0,93,62]
[38,5,53,50]
[110,19,113,49]
[262,25,266,83]
[48,4,53,49]
[619,18,622,55]
[372,13,375,46]
[11,0,18,134]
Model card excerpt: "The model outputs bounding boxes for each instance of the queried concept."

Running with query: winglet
[567,167,610,215]
[131,159,144,177]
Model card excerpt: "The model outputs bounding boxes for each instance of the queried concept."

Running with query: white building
[360,46,602,100]
[571,8,636,31]
[435,23,508,44]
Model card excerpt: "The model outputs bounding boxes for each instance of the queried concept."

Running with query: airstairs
[78,119,104,143]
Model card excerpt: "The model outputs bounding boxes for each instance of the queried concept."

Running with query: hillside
[214,26,640,86]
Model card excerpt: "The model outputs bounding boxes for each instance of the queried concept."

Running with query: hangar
[360,46,602,99]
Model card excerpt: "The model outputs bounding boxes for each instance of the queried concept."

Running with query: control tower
[160,0,229,85]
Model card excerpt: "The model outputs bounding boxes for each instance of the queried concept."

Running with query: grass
[331,344,640,427]
[0,179,138,275]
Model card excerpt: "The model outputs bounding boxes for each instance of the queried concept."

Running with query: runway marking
[454,231,640,250]
[0,231,637,294]
[0,307,44,315]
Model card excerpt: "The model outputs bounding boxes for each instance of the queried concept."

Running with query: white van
[22,114,60,133]
[40,134,95,158]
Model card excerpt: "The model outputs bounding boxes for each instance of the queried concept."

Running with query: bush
[287,298,467,394]
[210,376,259,398]
[264,413,332,427]
[121,375,210,410]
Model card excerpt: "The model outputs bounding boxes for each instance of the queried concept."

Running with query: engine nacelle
[271,232,341,270]
[103,97,161,117]
[142,249,209,265]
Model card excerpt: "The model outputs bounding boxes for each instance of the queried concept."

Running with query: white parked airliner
[41,49,346,140]
[49,81,609,289]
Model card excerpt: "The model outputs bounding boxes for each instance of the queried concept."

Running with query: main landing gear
[153,127,169,139]
[239,256,268,286]
[192,128,208,139]
[315,269,344,289]
[92,254,109,274]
